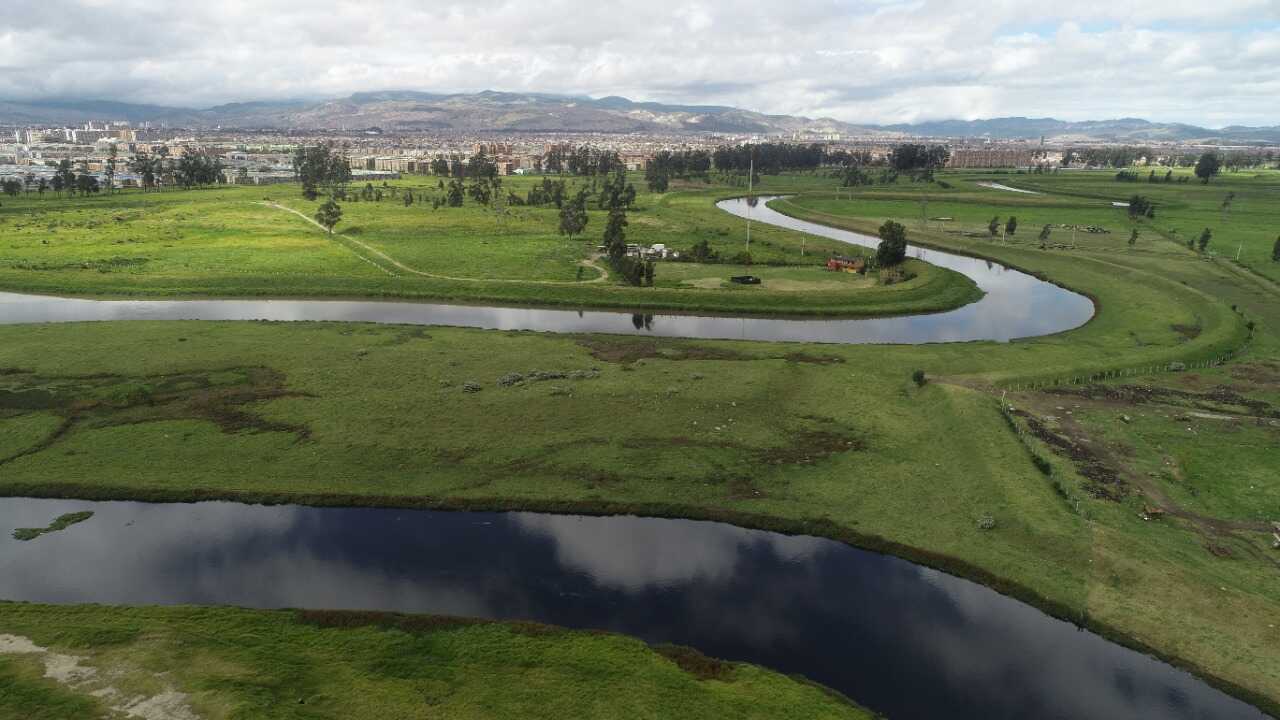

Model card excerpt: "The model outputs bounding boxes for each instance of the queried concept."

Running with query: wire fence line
[997,329,1256,393]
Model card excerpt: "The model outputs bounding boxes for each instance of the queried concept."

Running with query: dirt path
[259,201,609,285]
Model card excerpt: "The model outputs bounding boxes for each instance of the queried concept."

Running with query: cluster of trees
[1064,147,1154,168]
[426,154,500,179]
[0,178,25,197]
[837,166,901,187]
[293,143,352,200]
[1073,147,1275,175]
[987,216,1018,238]
[545,146,623,176]
[644,150,713,191]
[1116,169,1185,184]
[1127,195,1156,219]
[1194,228,1212,253]
[293,143,352,233]
[594,169,651,286]
[888,144,950,179]
[831,144,948,187]
[711,143,827,175]
[172,152,226,189]
[527,177,569,207]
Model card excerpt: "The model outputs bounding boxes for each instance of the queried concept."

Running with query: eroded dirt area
[0,634,199,720]
[1006,369,1280,567]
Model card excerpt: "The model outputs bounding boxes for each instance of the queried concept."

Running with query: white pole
[746,152,752,262]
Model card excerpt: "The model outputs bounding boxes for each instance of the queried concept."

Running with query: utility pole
[745,151,752,263]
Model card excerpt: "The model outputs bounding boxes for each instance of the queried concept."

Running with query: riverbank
[0,602,870,719]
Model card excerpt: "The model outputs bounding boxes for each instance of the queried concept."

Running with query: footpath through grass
[0,602,869,719]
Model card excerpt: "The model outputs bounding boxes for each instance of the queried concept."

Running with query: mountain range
[2,91,1277,144]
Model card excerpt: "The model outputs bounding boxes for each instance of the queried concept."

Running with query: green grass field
[1,168,1278,713]
[0,603,869,719]
[0,177,981,316]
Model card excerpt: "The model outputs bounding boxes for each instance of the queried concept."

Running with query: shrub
[911,369,927,387]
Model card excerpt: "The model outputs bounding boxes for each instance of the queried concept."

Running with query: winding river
[0,198,1095,344]
[0,199,1264,718]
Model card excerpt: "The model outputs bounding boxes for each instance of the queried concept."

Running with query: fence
[997,321,1255,393]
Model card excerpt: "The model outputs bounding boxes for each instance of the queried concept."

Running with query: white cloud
[0,0,1277,126]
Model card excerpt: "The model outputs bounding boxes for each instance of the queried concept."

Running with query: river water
[0,498,1265,719]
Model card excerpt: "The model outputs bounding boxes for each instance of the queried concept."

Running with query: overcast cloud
[1,0,1278,126]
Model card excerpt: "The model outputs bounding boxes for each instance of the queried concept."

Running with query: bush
[911,369,927,387]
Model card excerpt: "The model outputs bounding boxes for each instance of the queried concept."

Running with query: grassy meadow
[0,167,1278,713]
[0,603,869,719]
[0,177,981,316]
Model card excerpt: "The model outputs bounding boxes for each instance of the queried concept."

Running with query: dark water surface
[0,498,1265,719]
[0,198,1094,344]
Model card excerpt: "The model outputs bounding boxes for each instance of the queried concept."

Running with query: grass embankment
[0,178,981,317]
[0,602,869,719]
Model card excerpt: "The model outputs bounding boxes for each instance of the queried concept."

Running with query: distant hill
[871,117,1280,144]
[0,91,868,136]
[1,94,1277,143]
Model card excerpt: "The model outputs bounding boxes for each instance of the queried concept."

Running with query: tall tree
[130,154,157,191]
[1005,216,1018,236]
[558,189,589,240]
[1273,236,1280,262]
[1038,224,1052,245]
[1197,227,1212,253]
[315,197,343,235]
[1194,153,1221,184]
[988,216,1001,237]
[875,221,908,267]
[105,143,118,194]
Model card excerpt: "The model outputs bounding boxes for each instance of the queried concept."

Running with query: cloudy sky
[3,0,1278,127]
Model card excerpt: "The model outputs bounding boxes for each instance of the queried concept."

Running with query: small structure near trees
[826,256,866,273]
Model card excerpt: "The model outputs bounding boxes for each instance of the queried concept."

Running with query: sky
[2,0,1278,127]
